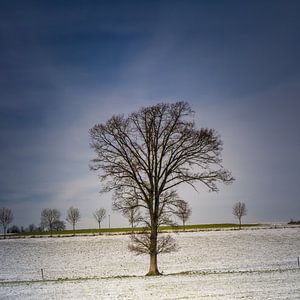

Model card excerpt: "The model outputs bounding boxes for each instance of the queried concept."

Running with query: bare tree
[93,208,106,229]
[66,206,80,235]
[28,224,37,232]
[40,208,61,236]
[233,201,247,229]
[113,196,142,231]
[52,220,66,231]
[125,206,142,230]
[174,200,192,229]
[90,101,234,275]
[0,207,13,239]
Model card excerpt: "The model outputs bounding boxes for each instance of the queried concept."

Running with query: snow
[0,228,299,299]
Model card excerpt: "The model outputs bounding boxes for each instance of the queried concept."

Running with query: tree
[28,224,37,232]
[89,101,234,275]
[174,200,192,229]
[66,206,80,235]
[0,207,13,239]
[52,220,66,231]
[40,208,61,236]
[124,205,142,230]
[7,225,20,234]
[93,208,106,229]
[113,196,142,231]
[233,201,247,229]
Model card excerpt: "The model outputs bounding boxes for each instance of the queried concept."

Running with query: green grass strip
[10,223,261,237]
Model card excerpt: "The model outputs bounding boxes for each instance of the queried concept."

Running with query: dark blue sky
[0,1,299,228]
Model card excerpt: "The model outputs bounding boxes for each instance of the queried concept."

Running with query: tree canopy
[90,101,234,275]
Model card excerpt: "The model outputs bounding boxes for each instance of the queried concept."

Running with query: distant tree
[0,207,14,239]
[93,208,106,229]
[7,225,20,234]
[90,102,234,275]
[124,205,142,231]
[52,220,66,231]
[113,197,142,231]
[40,208,61,236]
[66,206,80,235]
[174,200,192,229]
[288,219,300,225]
[28,224,37,232]
[35,226,43,232]
[233,201,247,229]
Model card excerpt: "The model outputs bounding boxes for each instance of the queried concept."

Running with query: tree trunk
[147,251,160,275]
[239,218,241,230]
[146,224,161,276]
[73,224,75,236]
[3,226,6,239]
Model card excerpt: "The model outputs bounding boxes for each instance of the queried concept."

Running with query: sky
[0,0,299,230]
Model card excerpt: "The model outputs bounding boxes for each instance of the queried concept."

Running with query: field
[0,227,299,299]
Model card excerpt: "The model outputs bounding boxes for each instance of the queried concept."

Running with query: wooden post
[297,257,299,268]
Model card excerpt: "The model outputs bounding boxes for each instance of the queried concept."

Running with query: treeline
[1,206,108,238]
[7,224,43,234]
[288,219,300,225]
[1,202,192,238]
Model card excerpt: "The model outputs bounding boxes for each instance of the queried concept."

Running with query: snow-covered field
[0,228,299,299]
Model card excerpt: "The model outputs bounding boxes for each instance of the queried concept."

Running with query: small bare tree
[113,195,142,231]
[124,206,142,230]
[90,102,234,275]
[66,206,80,235]
[0,208,13,239]
[40,208,61,236]
[28,224,36,232]
[93,208,106,229]
[233,201,247,229]
[174,200,192,229]
[52,220,66,231]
